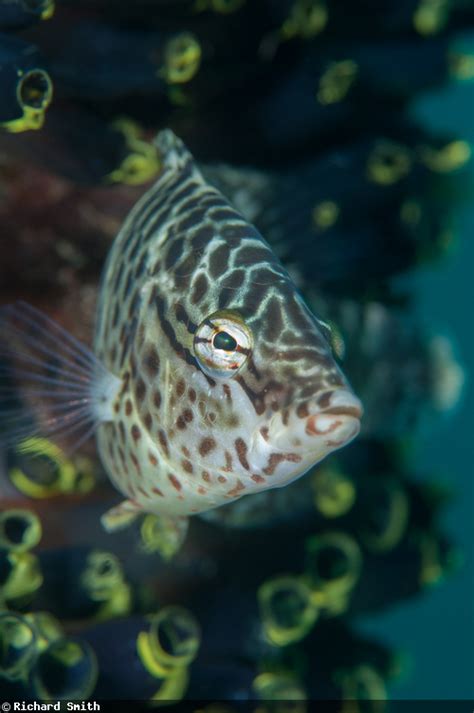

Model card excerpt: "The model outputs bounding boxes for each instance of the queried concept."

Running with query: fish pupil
[213,331,237,352]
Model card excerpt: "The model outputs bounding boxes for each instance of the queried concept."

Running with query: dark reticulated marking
[143,344,160,378]
[234,437,250,470]
[131,424,141,441]
[168,473,182,491]
[144,412,153,431]
[176,379,186,397]
[164,236,186,270]
[190,273,209,305]
[153,288,199,370]
[130,452,142,475]
[135,378,147,402]
[181,459,193,474]
[182,409,193,423]
[199,437,216,457]
[175,303,197,334]
[153,389,162,409]
[208,242,231,280]
[263,297,284,337]
[176,415,186,430]
[148,451,158,466]
[152,486,164,497]
[158,429,170,458]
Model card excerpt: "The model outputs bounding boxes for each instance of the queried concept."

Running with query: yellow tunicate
[79,551,132,621]
[162,33,202,84]
[358,481,410,553]
[304,532,362,614]
[311,464,356,518]
[281,0,327,40]
[24,612,63,653]
[10,437,96,498]
[0,509,42,552]
[1,69,53,133]
[40,0,55,20]
[31,639,98,700]
[418,140,472,173]
[150,664,190,701]
[366,141,412,185]
[337,665,387,713]
[449,51,474,81]
[413,0,450,36]
[140,513,189,560]
[317,60,358,105]
[0,551,43,606]
[418,532,445,587]
[0,612,38,681]
[312,200,340,230]
[253,672,307,707]
[258,575,318,647]
[136,606,201,679]
[107,119,161,185]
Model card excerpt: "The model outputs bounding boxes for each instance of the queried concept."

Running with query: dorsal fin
[154,129,201,176]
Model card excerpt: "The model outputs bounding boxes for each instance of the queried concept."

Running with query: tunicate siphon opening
[359,481,409,552]
[0,509,42,552]
[0,612,37,681]
[32,639,98,700]
[304,532,362,600]
[18,70,53,110]
[258,575,318,647]
[148,606,201,668]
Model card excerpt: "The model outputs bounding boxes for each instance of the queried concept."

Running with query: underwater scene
[0,0,473,707]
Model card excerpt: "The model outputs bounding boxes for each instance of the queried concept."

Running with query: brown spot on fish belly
[263,452,302,476]
[234,437,249,470]
[199,437,216,457]
[168,473,182,491]
[226,479,245,497]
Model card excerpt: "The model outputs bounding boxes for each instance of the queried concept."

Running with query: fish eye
[213,331,237,352]
[194,310,252,378]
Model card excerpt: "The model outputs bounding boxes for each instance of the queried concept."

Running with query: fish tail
[0,302,121,455]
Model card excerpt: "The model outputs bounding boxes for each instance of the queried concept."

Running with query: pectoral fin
[101,499,142,532]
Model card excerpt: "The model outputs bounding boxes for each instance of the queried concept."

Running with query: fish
[0,130,362,539]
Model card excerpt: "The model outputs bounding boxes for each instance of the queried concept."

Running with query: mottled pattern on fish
[92,130,362,519]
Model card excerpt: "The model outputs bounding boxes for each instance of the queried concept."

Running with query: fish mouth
[305,392,362,444]
[266,389,363,455]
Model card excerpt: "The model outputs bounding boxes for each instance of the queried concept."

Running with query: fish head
[186,276,362,494]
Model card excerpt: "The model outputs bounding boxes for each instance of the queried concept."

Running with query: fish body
[0,131,362,532]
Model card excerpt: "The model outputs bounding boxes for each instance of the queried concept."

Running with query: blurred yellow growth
[136,606,201,701]
[317,61,358,105]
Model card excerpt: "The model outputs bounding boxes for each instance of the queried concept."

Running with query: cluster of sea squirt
[0,0,471,704]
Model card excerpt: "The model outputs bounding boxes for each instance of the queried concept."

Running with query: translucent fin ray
[0,302,117,453]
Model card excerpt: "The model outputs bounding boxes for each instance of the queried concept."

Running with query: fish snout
[306,389,362,445]
[269,389,362,456]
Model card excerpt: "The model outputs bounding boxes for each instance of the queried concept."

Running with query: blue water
[360,79,474,699]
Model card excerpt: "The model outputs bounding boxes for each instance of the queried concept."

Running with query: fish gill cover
[0,0,472,706]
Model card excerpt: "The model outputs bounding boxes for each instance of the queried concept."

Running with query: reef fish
[0,130,362,535]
